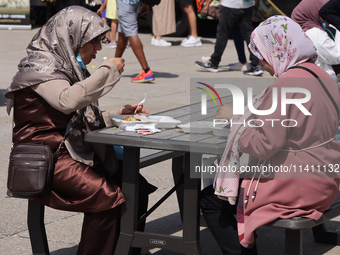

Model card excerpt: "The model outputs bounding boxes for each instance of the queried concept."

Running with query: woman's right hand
[215,104,234,121]
[107,57,125,74]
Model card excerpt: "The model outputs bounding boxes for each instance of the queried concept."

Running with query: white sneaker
[201,56,211,63]
[182,35,189,43]
[151,37,155,45]
[181,36,202,47]
[154,38,172,47]
[228,62,250,71]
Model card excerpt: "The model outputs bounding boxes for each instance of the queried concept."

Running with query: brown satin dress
[13,87,126,254]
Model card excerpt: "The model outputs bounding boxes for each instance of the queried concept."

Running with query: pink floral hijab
[214,16,317,204]
[6,6,111,166]
[249,16,317,78]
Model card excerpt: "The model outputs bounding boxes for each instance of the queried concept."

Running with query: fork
[134,93,146,115]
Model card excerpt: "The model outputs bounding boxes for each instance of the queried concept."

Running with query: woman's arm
[96,0,107,16]
[306,28,340,65]
[238,82,292,160]
[32,60,120,114]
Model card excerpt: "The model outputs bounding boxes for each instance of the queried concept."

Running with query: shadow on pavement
[51,245,78,255]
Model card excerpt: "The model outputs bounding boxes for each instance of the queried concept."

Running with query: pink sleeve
[239,80,300,160]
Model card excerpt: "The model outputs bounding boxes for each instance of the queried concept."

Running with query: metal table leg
[114,146,140,255]
[172,155,185,221]
[182,152,202,255]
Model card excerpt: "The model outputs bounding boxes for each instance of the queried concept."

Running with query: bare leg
[182,4,198,38]
[128,35,149,70]
[115,32,128,57]
[111,19,118,43]
[102,17,111,41]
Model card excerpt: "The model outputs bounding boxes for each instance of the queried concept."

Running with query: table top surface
[85,99,232,155]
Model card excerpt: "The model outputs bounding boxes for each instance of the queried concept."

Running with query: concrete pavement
[0,26,340,255]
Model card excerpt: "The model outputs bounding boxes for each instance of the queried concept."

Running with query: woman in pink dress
[201,15,340,254]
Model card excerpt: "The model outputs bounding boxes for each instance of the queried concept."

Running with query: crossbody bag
[7,115,66,197]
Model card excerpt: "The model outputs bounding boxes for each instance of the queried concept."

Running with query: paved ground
[0,24,340,255]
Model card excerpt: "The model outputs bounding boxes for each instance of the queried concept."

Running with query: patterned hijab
[6,6,110,166]
[214,16,317,204]
[249,16,317,78]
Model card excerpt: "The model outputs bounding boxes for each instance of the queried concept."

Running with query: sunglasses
[91,35,104,44]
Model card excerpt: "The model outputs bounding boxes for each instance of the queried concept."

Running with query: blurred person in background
[180,0,202,47]
[195,0,263,76]
[151,0,176,47]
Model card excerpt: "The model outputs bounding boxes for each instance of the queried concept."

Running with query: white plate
[109,115,149,127]
[147,116,182,128]
[178,121,213,134]
[212,126,230,137]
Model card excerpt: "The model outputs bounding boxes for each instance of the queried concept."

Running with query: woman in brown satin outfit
[5,6,155,255]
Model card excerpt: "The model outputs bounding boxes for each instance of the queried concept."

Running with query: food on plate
[122,116,141,121]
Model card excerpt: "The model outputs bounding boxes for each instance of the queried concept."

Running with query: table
[84,101,231,255]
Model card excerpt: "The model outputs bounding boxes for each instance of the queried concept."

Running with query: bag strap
[287,65,340,120]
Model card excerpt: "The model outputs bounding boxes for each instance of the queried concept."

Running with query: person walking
[180,0,202,47]
[98,0,112,44]
[195,0,263,75]
[97,0,119,48]
[115,0,154,83]
[151,0,176,47]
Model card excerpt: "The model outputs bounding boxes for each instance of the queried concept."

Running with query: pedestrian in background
[195,0,263,76]
[98,0,112,44]
[151,0,176,47]
[180,0,202,47]
[97,0,119,48]
[292,0,340,83]
[319,0,340,32]
[115,0,154,83]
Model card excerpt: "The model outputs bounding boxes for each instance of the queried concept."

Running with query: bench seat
[266,191,340,255]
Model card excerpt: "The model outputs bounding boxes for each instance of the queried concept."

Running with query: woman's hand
[96,5,104,16]
[140,5,149,16]
[117,103,149,115]
[215,104,233,121]
[201,5,209,16]
[200,0,213,16]
[107,57,125,74]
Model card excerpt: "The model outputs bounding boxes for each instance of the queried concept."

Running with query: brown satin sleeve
[32,60,121,114]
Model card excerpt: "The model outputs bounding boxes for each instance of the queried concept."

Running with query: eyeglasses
[91,35,103,44]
